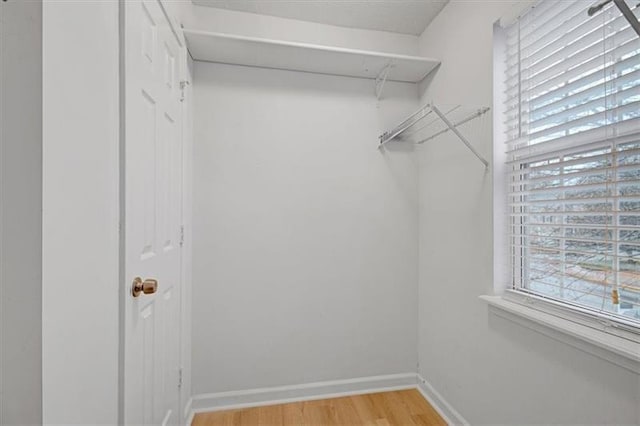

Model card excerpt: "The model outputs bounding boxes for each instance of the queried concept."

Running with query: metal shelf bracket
[375,61,394,100]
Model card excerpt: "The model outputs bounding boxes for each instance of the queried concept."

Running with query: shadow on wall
[379,140,419,208]
[487,310,639,420]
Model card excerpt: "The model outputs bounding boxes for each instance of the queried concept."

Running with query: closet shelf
[183,29,440,83]
[379,103,491,168]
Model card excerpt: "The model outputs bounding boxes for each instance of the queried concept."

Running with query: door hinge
[180,80,190,103]
[180,225,185,247]
[178,367,183,389]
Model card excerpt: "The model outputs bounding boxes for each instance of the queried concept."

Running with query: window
[503,0,640,330]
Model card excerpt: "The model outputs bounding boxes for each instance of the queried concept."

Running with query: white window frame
[488,5,640,372]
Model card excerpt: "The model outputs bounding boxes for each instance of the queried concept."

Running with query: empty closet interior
[175,1,640,424]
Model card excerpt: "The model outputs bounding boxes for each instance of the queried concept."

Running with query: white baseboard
[190,373,417,415]
[417,375,469,426]
[183,397,194,426]
[186,373,466,426]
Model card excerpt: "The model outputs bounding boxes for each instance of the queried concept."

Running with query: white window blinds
[504,0,640,326]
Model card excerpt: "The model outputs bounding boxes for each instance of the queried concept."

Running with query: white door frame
[179,51,195,424]
[42,2,120,424]
[40,1,190,423]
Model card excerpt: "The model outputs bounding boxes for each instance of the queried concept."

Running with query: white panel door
[124,1,183,424]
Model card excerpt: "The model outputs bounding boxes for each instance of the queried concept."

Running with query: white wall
[179,4,419,55]
[0,1,42,424]
[192,62,419,395]
[416,2,640,424]
[42,2,120,423]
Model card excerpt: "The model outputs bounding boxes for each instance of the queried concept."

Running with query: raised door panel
[125,0,184,425]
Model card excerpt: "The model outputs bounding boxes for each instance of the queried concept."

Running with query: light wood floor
[191,389,447,426]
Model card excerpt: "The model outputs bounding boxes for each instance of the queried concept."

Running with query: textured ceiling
[191,0,449,36]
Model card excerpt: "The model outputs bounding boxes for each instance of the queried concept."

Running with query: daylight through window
[504,0,640,326]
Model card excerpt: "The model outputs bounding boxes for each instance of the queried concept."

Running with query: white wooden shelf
[183,29,440,83]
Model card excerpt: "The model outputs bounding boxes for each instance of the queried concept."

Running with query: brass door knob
[132,277,158,297]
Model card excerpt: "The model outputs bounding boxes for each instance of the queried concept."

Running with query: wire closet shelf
[378,103,491,168]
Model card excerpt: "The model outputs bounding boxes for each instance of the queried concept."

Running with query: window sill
[479,295,640,374]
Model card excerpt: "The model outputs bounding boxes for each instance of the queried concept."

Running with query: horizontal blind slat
[509,245,640,262]
[506,118,640,160]
[504,30,640,100]
[528,85,640,132]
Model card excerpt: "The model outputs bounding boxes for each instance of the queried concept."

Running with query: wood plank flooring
[191,389,447,426]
